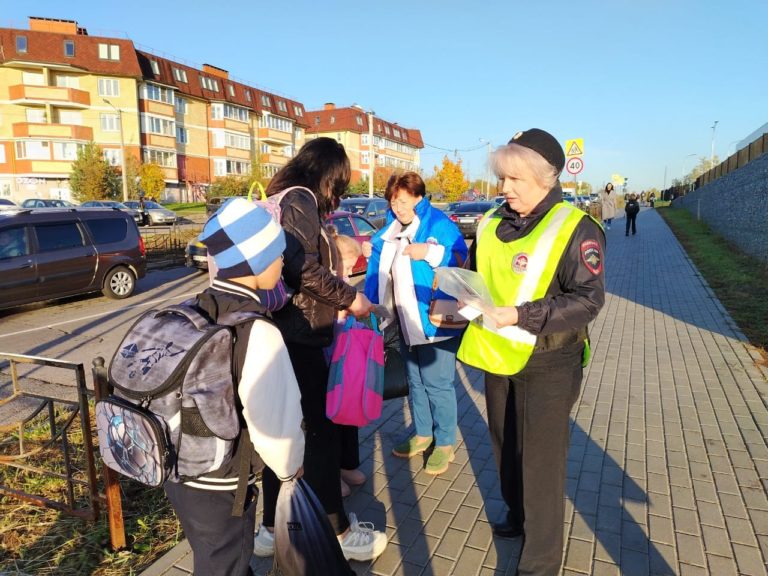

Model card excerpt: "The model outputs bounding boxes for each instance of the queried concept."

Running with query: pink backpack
[326,315,385,426]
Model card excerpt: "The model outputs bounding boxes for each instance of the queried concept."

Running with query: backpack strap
[230,432,254,517]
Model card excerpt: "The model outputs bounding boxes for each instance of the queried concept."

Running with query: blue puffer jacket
[364,197,468,340]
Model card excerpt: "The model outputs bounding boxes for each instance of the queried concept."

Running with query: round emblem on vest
[512,252,529,274]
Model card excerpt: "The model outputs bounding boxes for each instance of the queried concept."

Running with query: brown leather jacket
[272,188,357,347]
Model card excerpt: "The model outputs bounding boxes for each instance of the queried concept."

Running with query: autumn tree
[70,142,120,202]
[348,176,369,196]
[124,155,141,199]
[139,163,166,199]
[431,156,468,202]
[373,166,395,193]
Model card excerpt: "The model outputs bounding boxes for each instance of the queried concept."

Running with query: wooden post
[91,357,126,550]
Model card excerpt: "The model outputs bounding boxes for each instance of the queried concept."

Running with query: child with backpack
[153,199,305,576]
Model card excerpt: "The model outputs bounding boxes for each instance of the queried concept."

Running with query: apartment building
[0,17,308,203]
[305,103,423,184]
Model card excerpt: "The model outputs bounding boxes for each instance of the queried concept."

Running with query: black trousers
[262,343,350,535]
[164,482,257,576]
[625,214,637,235]
[485,343,584,576]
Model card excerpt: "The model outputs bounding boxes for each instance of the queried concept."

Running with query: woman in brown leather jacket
[253,137,388,563]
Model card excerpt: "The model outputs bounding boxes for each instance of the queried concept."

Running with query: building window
[226,159,250,175]
[26,108,46,123]
[143,83,174,104]
[245,90,252,102]
[228,84,236,97]
[57,110,82,124]
[221,104,249,122]
[393,128,401,139]
[175,97,187,115]
[361,152,370,165]
[356,115,363,126]
[98,43,120,61]
[258,115,291,132]
[55,74,79,88]
[143,148,176,167]
[199,76,218,91]
[294,128,302,141]
[176,126,188,144]
[101,113,119,132]
[53,142,84,161]
[225,132,250,150]
[261,95,271,107]
[293,105,303,117]
[16,36,27,54]
[261,144,269,154]
[213,159,227,177]
[141,114,175,136]
[0,146,5,164]
[173,68,187,83]
[361,134,369,145]
[22,71,44,85]
[15,140,50,160]
[98,78,120,97]
[314,116,320,125]
[277,100,287,112]
[150,60,160,75]
[64,40,75,58]
[103,149,121,166]
[384,125,390,135]
[330,115,335,125]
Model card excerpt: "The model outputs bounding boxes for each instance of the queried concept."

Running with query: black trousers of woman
[484,342,584,576]
[261,343,350,535]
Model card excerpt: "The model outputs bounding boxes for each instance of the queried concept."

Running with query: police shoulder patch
[580,240,602,275]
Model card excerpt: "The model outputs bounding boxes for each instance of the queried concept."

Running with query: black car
[447,201,495,238]
[0,207,146,309]
[338,197,389,229]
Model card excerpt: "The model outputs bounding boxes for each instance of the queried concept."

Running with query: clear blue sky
[4,1,767,192]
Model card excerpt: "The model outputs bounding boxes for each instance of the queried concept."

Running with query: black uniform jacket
[468,184,606,350]
[272,188,357,348]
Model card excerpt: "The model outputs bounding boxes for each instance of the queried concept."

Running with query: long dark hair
[265,137,351,215]
[604,183,614,193]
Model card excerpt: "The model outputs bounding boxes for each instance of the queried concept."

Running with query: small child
[166,198,304,576]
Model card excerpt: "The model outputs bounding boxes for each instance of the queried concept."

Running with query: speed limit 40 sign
[566,157,584,175]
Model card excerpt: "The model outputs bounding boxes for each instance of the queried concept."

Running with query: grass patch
[0,407,181,575]
[162,202,205,215]
[658,206,768,352]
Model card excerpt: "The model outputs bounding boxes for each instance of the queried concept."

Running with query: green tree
[70,142,118,202]
[431,156,468,202]
[139,163,166,199]
[208,175,249,198]
[348,177,369,196]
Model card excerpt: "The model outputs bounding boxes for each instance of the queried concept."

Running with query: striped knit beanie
[200,198,285,279]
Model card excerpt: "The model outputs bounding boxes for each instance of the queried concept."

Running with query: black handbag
[382,319,409,400]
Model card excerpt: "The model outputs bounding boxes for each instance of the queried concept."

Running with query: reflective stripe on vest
[457,202,585,375]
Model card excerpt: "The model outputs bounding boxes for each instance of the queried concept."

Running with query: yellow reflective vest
[457,202,586,375]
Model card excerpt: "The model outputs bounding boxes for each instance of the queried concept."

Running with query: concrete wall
[674,152,768,264]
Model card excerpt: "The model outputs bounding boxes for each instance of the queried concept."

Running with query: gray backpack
[95,303,258,488]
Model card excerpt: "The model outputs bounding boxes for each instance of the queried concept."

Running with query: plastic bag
[434,267,495,316]
[272,478,354,576]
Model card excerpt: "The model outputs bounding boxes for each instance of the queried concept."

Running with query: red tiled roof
[305,106,423,149]
[0,26,142,77]
[136,51,309,127]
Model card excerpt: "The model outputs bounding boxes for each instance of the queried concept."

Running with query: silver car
[80,200,142,225]
[124,200,177,226]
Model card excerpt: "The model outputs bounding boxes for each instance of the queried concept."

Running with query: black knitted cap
[508,128,566,175]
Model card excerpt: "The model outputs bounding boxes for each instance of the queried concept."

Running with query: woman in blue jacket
[363,172,468,475]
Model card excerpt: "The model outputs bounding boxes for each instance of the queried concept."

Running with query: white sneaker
[338,513,388,562]
[253,524,274,557]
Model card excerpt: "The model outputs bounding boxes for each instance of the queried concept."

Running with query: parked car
[338,197,389,229]
[0,207,146,309]
[80,200,143,225]
[21,198,77,208]
[205,195,247,219]
[447,201,495,238]
[0,198,18,210]
[123,200,177,226]
[562,194,576,205]
[446,201,466,212]
[186,210,378,276]
[493,195,506,206]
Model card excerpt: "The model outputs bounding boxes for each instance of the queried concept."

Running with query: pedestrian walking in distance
[600,183,617,229]
[625,193,640,236]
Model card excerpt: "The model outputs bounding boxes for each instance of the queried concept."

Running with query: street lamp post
[479,138,492,198]
[710,120,719,166]
[104,99,128,202]
[367,110,375,198]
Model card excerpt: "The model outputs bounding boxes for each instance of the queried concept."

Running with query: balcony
[8,85,90,108]
[258,127,292,145]
[13,122,93,141]
[260,153,290,165]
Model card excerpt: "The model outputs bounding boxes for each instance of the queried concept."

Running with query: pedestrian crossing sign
[565,138,584,157]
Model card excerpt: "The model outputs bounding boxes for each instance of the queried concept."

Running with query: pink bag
[326,314,385,426]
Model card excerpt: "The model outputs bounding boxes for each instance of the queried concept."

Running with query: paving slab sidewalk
[141,208,768,576]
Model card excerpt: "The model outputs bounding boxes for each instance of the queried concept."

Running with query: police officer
[458,129,605,576]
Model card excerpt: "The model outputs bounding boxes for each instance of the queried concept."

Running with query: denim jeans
[400,335,460,447]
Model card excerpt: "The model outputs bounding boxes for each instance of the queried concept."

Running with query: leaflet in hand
[434,267,495,319]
